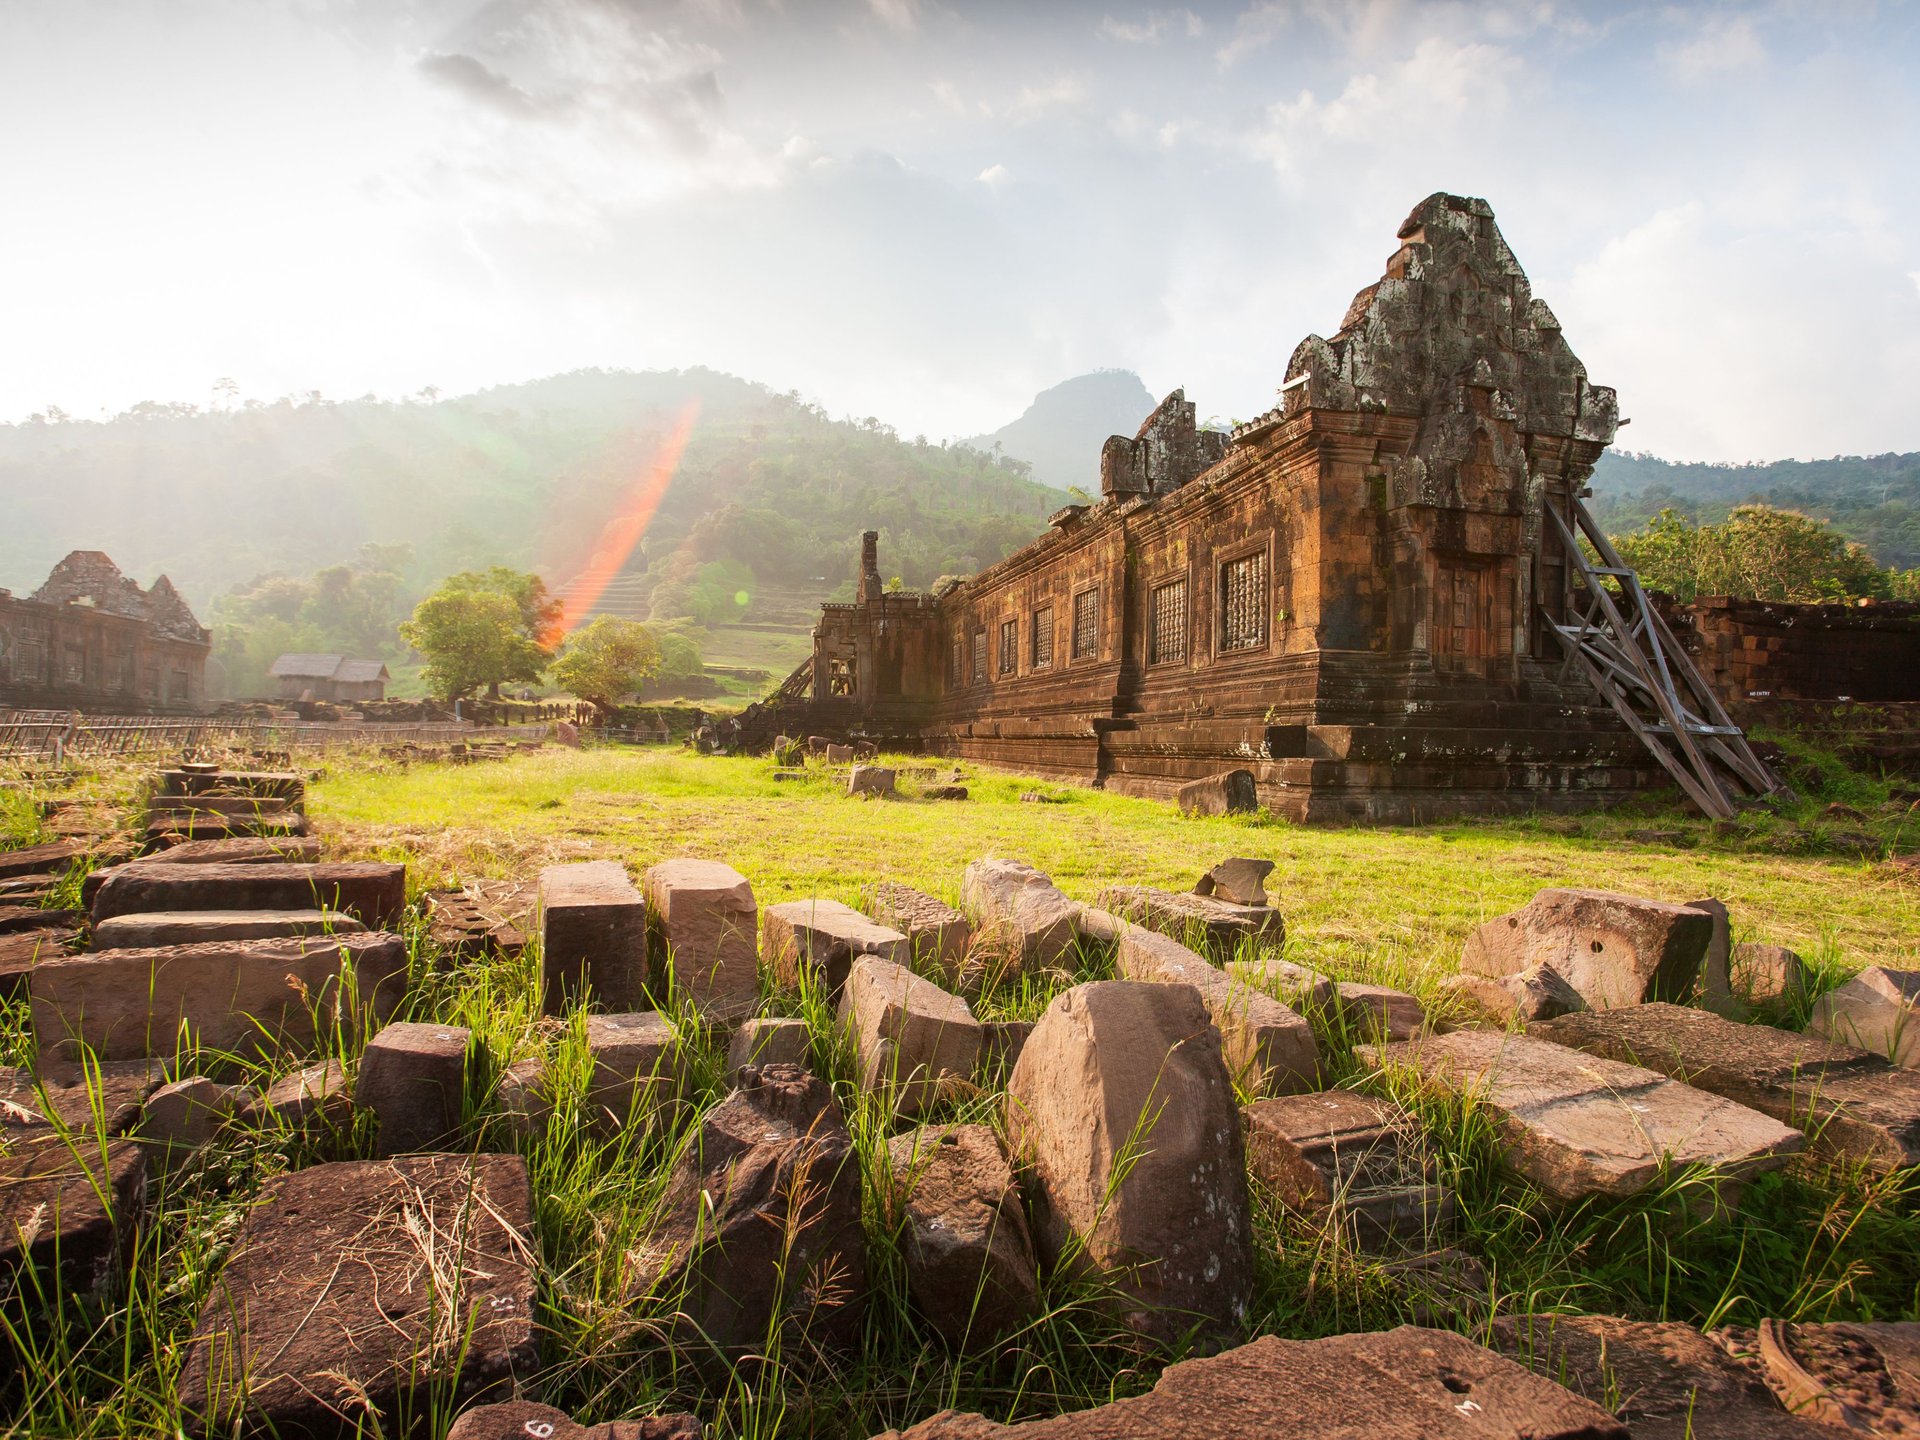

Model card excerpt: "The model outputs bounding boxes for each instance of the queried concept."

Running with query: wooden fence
[0,710,552,762]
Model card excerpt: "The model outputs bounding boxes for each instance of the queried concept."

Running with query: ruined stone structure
[268,653,391,704]
[1662,596,1920,710]
[769,194,1675,820]
[0,551,210,714]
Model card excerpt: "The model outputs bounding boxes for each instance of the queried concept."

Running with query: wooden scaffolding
[1545,498,1783,820]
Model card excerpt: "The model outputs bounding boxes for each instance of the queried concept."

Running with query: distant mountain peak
[963,370,1158,490]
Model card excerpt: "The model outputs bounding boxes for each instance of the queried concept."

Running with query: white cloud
[1101,8,1204,44]
[1004,74,1091,123]
[977,162,1010,186]
[1216,1,1289,68]
[1659,13,1766,82]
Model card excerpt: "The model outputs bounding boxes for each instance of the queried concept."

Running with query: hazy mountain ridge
[0,368,1068,614]
[961,369,1158,491]
[1590,449,1920,569]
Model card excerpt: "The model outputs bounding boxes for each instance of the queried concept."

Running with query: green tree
[400,572,554,700]
[1612,505,1894,602]
[550,616,664,716]
[442,566,564,644]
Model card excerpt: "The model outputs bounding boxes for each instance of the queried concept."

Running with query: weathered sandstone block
[0,1058,163,1134]
[178,1155,539,1439]
[585,1011,681,1129]
[887,1124,1039,1346]
[0,1133,145,1295]
[1243,1089,1453,1249]
[1811,966,1920,1067]
[868,882,973,974]
[448,1400,703,1440]
[1490,1314,1818,1440]
[963,859,1081,974]
[840,957,981,1117]
[1175,769,1258,817]
[849,764,896,797]
[31,932,408,1061]
[643,858,757,1020]
[1333,981,1427,1041]
[1115,924,1319,1095]
[1371,1030,1802,1201]
[246,1059,350,1131]
[355,1021,471,1156]
[540,860,648,1013]
[1461,888,1713,1009]
[1006,980,1252,1348]
[726,1016,812,1078]
[625,1064,866,1358]
[141,1075,246,1169]
[1225,954,1335,1010]
[1731,943,1808,1006]
[1438,965,1585,1027]
[762,898,909,995]
[1193,856,1273,906]
[1536,1001,1920,1172]
[873,1326,1627,1438]
[91,861,405,929]
[1735,1319,1920,1437]
[93,908,363,950]
[1095,884,1284,954]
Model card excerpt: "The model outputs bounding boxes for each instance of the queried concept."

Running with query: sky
[2,0,1917,463]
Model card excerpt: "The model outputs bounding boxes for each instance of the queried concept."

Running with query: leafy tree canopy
[1610,505,1918,603]
[399,570,554,700]
[550,615,665,715]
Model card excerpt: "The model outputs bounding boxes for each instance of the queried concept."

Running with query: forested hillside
[0,369,1067,615]
[1590,449,1920,569]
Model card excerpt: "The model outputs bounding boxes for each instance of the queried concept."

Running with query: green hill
[1590,449,1920,569]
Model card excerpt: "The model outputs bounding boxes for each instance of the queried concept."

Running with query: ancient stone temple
[0,551,211,713]
[770,193,1685,820]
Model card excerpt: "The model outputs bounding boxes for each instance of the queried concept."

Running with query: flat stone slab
[356,1021,471,1156]
[0,839,82,881]
[1370,1030,1803,1201]
[1225,954,1335,1010]
[1535,1002,1920,1172]
[1334,981,1427,1041]
[448,1401,702,1440]
[1243,1090,1453,1249]
[1490,1315,1827,1440]
[1114,922,1319,1095]
[643,858,758,1020]
[762,898,909,995]
[177,1154,539,1438]
[143,835,323,865]
[1811,966,1920,1068]
[0,1132,146,1295]
[0,1059,164,1134]
[540,860,648,1013]
[31,932,409,1061]
[868,882,973,975]
[875,1325,1627,1438]
[91,861,405,929]
[0,904,80,934]
[1096,883,1285,954]
[158,768,305,804]
[585,1011,682,1130]
[93,908,365,950]
[0,925,79,998]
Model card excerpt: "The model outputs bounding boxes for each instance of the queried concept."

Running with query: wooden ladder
[1544,498,1782,820]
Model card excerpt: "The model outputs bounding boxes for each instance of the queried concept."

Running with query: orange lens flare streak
[543,399,699,647]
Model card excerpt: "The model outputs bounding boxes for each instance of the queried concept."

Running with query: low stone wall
[1665,596,1920,709]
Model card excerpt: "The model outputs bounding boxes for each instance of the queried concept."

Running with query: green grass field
[1,745,1916,1439]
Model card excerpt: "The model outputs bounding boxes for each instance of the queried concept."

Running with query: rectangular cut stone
[840,957,981,1118]
[1334,981,1427,1041]
[0,925,78,999]
[584,1011,682,1129]
[1372,1030,1803,1201]
[868,882,974,975]
[1535,1002,1920,1172]
[962,859,1081,974]
[762,898,909,995]
[1226,955,1336,1010]
[0,839,82,881]
[31,932,409,1061]
[142,835,323,865]
[0,1133,146,1295]
[93,909,365,950]
[356,1021,471,1156]
[1096,884,1285,955]
[0,1059,164,1134]
[539,861,647,1013]
[1243,1090,1453,1248]
[642,858,758,1020]
[1115,923,1319,1094]
[158,768,305,805]
[91,861,405,929]
[1811,966,1920,1068]
[177,1155,539,1439]
[1461,889,1712,1010]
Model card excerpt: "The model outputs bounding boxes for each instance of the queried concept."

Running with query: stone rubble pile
[3,773,1919,1440]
